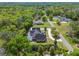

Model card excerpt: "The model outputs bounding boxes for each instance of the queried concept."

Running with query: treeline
[0,2,79,8]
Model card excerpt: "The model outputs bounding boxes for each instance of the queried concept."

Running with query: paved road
[59,34,73,52]
[47,18,73,52]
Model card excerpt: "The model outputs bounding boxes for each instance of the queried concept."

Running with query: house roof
[53,16,71,22]
[33,20,43,25]
[35,32,46,41]
[30,28,46,41]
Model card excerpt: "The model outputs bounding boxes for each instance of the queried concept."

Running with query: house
[32,32,46,42]
[33,20,43,25]
[29,28,47,42]
[53,16,71,22]
[61,17,71,22]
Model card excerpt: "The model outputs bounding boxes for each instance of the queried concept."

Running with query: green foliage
[53,9,64,16]
[38,10,46,16]
[70,21,79,42]
[0,39,6,48]
[57,20,61,25]
[69,49,79,56]
[65,10,78,21]
[51,28,59,50]
[51,28,59,39]
[49,15,53,21]
[6,35,30,56]
[42,15,48,22]
[46,9,53,16]
[49,46,55,56]
[38,46,44,56]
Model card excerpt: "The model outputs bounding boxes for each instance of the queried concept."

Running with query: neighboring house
[62,17,71,22]
[33,20,43,25]
[53,16,71,22]
[29,28,47,42]
[53,16,60,20]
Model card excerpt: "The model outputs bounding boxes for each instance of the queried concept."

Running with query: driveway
[59,34,73,52]
[47,28,62,42]
[47,18,73,52]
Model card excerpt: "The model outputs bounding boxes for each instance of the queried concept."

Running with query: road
[47,18,73,52]
[59,34,73,52]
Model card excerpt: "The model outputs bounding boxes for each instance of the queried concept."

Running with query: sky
[0,0,79,2]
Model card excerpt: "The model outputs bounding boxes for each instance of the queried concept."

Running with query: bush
[32,45,38,51]
[38,46,44,56]
[49,46,55,56]
[5,34,30,56]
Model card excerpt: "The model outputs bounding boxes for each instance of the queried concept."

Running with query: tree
[53,31,59,49]
[52,9,64,16]
[39,10,45,16]
[23,17,33,33]
[50,46,55,56]
[57,20,61,25]
[54,38,58,50]
[70,49,79,56]
[38,46,44,56]
[51,28,59,49]
[53,31,59,39]
[42,15,48,22]
[49,15,53,21]
[44,27,47,37]
[70,21,79,42]
[51,28,59,39]
[46,9,53,16]
[6,34,30,56]
[65,10,78,21]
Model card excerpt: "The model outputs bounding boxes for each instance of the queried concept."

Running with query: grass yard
[57,42,67,50]
[30,36,54,46]
[54,22,70,34]
[33,22,50,28]
[30,40,53,46]
[54,22,72,43]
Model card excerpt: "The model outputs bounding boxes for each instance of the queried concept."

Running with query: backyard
[32,22,50,28]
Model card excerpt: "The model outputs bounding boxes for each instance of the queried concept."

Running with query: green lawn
[54,22,70,34]
[30,37,54,46]
[33,22,50,28]
[54,22,72,43]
